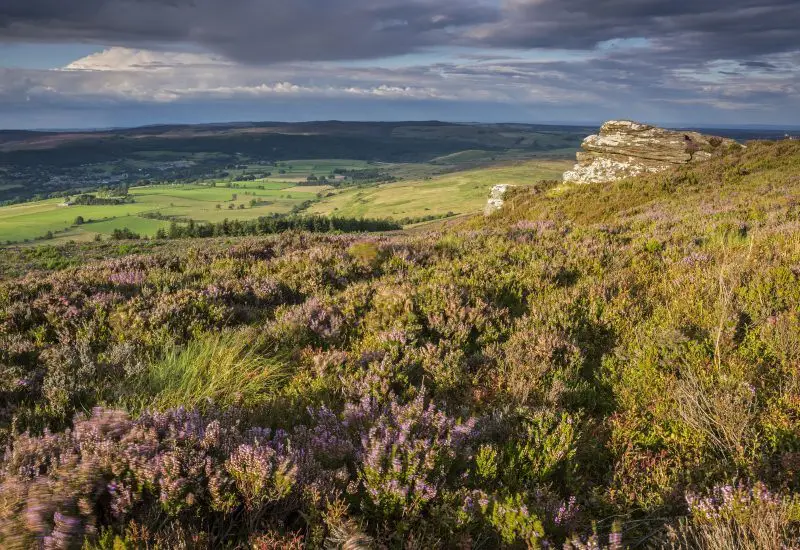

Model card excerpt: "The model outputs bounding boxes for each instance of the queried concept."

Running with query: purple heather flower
[108,270,147,286]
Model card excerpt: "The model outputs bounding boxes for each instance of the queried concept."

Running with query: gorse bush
[1,141,800,547]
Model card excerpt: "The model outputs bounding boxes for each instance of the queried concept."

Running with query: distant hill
[0,121,592,204]
[0,121,594,155]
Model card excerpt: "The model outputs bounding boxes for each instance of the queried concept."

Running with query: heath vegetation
[1,140,799,548]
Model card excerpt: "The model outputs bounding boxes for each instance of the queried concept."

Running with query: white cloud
[21,47,600,106]
[63,47,231,72]
[1,45,798,128]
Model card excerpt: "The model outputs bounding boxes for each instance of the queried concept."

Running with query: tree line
[109,214,402,240]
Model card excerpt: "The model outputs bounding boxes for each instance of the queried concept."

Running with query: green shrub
[347,241,383,267]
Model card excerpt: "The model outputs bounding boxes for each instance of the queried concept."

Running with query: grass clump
[134,330,289,411]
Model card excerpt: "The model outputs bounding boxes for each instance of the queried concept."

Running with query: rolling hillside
[1,140,799,547]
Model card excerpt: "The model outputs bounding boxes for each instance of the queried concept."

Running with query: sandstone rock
[485,184,516,215]
[563,120,740,184]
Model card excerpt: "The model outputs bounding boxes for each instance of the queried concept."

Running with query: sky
[0,0,798,129]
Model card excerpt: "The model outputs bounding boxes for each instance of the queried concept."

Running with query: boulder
[563,120,740,184]
[485,184,516,215]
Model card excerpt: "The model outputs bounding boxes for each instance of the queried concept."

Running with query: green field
[228,159,374,183]
[0,160,382,244]
[0,180,334,244]
[269,159,373,175]
[0,157,572,244]
[0,199,148,243]
[309,160,572,220]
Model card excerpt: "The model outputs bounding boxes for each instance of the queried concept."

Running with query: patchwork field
[0,157,573,244]
[0,161,350,243]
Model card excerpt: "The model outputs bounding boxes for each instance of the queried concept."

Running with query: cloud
[63,48,232,71]
[0,48,544,108]
[740,60,778,70]
[42,47,603,106]
[0,0,496,64]
[0,0,798,127]
[1,0,798,67]
[474,0,800,63]
[0,46,795,127]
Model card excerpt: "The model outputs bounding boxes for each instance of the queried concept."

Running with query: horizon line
[4,118,800,134]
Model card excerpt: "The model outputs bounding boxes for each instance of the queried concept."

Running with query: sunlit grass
[131,330,290,412]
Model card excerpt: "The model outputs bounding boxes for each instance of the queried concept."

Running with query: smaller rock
[485,184,516,215]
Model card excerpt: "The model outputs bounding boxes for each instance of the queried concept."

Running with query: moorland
[1,124,800,548]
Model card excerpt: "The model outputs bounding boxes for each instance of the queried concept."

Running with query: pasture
[309,159,572,220]
[0,157,571,244]
[230,159,374,183]
[0,176,334,244]
[0,159,381,243]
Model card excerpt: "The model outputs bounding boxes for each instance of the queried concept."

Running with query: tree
[111,227,140,240]
[74,216,85,225]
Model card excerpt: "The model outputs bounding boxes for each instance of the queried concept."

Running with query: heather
[1,141,800,547]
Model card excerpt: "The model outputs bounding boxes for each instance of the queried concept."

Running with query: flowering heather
[685,482,796,521]
[554,496,580,527]
[679,251,712,266]
[0,142,800,546]
[671,483,800,548]
[0,407,304,548]
[352,393,478,517]
[108,270,147,286]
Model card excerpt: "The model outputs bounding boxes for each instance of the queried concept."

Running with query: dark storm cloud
[0,0,496,63]
[1,0,798,64]
[740,60,778,70]
[480,0,800,63]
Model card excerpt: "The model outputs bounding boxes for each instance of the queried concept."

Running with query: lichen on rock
[563,120,740,184]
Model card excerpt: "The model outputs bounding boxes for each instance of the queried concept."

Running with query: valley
[0,121,587,244]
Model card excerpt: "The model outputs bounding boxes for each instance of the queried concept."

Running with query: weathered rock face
[563,120,740,184]
[485,184,516,215]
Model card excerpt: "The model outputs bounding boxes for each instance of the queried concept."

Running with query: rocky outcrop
[563,120,740,184]
[485,184,516,215]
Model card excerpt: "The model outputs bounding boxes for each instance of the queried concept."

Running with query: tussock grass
[133,330,289,411]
